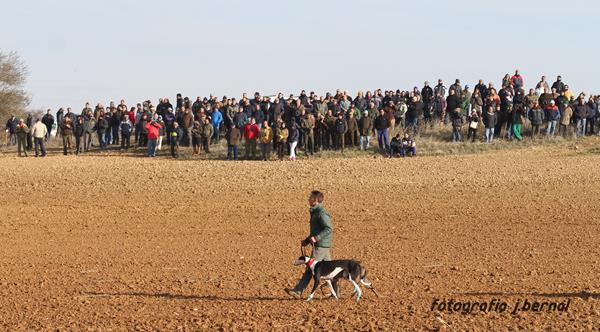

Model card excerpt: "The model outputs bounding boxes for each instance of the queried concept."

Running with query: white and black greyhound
[293,246,379,302]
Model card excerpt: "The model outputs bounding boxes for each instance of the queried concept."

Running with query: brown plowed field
[1,143,599,330]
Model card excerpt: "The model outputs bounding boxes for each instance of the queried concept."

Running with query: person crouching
[389,133,402,157]
[401,133,416,157]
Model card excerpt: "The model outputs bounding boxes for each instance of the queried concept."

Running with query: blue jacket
[212,110,223,127]
[120,121,132,135]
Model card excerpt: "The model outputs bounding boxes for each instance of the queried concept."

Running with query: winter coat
[201,123,214,138]
[451,111,463,128]
[287,126,299,143]
[560,107,573,126]
[573,103,589,120]
[483,111,498,128]
[260,126,273,144]
[529,108,544,125]
[359,116,373,136]
[374,115,389,131]
[15,124,29,138]
[120,121,132,135]
[545,105,560,121]
[334,118,347,134]
[308,204,333,248]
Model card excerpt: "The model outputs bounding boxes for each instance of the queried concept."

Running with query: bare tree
[0,51,30,119]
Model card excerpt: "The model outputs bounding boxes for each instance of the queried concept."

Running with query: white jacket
[31,121,48,138]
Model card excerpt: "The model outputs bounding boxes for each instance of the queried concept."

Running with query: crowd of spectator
[4,72,598,159]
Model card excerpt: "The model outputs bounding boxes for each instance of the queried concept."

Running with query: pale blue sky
[2,0,598,110]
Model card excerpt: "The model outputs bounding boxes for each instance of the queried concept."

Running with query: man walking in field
[285,190,333,299]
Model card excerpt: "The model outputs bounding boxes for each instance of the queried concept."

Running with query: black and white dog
[293,256,378,302]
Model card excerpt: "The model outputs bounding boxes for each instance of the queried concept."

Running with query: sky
[2,0,599,111]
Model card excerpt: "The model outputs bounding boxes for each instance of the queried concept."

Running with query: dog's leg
[349,279,362,301]
[348,274,362,301]
[306,275,320,302]
[326,280,337,299]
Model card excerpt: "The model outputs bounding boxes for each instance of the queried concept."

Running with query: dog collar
[307,258,317,274]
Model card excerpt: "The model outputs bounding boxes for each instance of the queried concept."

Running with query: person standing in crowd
[61,116,73,155]
[305,112,315,156]
[169,122,182,158]
[288,122,299,161]
[233,107,249,137]
[432,93,446,127]
[374,109,389,152]
[41,110,54,141]
[25,113,33,151]
[333,113,347,153]
[244,117,259,160]
[324,109,336,150]
[559,103,573,137]
[96,114,109,150]
[450,79,463,99]
[422,81,434,118]
[285,190,333,299]
[586,96,597,135]
[536,76,550,94]
[434,79,447,98]
[5,115,18,146]
[182,108,194,146]
[451,107,463,142]
[299,111,312,156]
[511,104,525,141]
[145,118,162,157]
[445,89,460,128]
[136,113,148,147]
[511,70,524,91]
[346,112,359,149]
[31,118,48,157]
[15,119,29,157]
[211,106,223,143]
[545,100,560,137]
[157,116,165,151]
[120,115,132,151]
[227,124,241,160]
[277,122,288,160]
[260,120,273,161]
[191,121,202,155]
[83,114,95,152]
[201,117,213,153]
[483,106,497,143]
[551,75,565,93]
[103,107,112,145]
[573,96,589,137]
[529,102,544,137]
[407,96,423,135]
[56,108,64,139]
[359,110,373,150]
[314,113,327,152]
[74,116,85,155]
[467,111,479,142]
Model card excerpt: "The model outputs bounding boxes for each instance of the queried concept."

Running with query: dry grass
[2,128,597,160]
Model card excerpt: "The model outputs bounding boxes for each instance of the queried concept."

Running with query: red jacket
[128,111,136,125]
[145,122,162,139]
[244,123,260,140]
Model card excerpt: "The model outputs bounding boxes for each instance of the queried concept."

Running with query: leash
[301,243,314,257]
